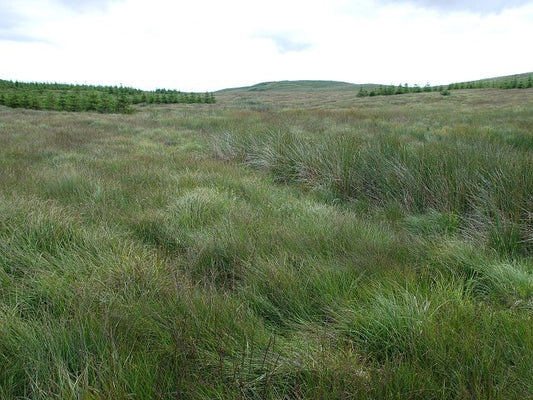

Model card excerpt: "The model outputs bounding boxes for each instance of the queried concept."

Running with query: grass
[0,88,532,398]
[213,89,533,256]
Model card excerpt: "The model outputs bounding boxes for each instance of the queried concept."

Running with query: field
[0,85,532,399]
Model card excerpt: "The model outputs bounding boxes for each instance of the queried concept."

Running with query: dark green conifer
[97,93,113,113]
[356,87,368,97]
[20,92,31,108]
[85,91,100,111]
[6,92,20,108]
[58,92,68,110]
[45,92,57,110]
[30,94,41,110]
[67,91,81,111]
[116,91,133,113]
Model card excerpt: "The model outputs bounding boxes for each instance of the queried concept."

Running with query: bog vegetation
[0,77,532,399]
[0,80,216,114]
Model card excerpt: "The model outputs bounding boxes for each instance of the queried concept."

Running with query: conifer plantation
[356,72,533,98]
[0,80,216,114]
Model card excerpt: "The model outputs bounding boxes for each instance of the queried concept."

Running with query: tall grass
[1,89,532,398]
[213,125,533,256]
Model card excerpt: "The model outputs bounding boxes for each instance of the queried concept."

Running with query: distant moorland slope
[218,71,533,95]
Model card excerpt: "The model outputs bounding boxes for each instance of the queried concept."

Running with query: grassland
[0,85,532,399]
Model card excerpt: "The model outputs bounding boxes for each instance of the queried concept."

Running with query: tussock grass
[213,98,533,256]
[1,89,532,398]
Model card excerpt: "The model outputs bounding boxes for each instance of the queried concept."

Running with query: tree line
[357,75,533,98]
[0,80,216,114]
[448,75,533,90]
[357,83,443,97]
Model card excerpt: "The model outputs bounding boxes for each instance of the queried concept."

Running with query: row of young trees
[0,80,143,94]
[0,90,135,113]
[448,75,533,90]
[357,75,533,98]
[357,83,444,97]
[0,80,216,114]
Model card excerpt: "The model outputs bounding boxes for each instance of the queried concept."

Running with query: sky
[1,0,532,92]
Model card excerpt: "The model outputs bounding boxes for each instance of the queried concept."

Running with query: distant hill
[447,72,533,90]
[219,73,533,94]
[218,80,380,93]
[457,72,533,86]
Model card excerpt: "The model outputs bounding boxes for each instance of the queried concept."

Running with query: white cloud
[374,0,533,14]
[0,0,532,91]
[55,0,126,12]
[253,32,314,54]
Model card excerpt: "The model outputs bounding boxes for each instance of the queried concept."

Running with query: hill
[457,71,533,86]
[219,72,533,94]
[448,71,533,90]
[218,80,380,93]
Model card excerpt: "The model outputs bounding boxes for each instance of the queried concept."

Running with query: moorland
[0,76,532,399]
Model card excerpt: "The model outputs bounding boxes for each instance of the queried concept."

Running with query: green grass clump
[0,87,532,398]
[213,100,533,256]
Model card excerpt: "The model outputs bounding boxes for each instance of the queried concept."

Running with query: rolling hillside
[219,72,533,94]
[459,71,533,86]
[218,80,379,93]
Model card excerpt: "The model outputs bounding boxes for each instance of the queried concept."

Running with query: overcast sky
[1,0,532,91]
